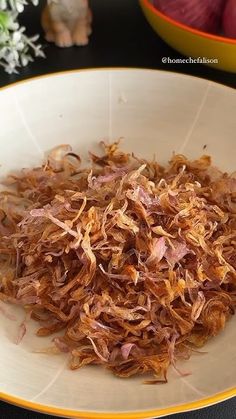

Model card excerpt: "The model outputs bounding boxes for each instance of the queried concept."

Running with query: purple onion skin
[153,0,226,34]
[223,0,236,39]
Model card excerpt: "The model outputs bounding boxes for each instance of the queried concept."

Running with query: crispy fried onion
[0,141,235,381]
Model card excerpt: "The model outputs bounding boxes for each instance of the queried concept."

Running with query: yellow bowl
[139,0,236,73]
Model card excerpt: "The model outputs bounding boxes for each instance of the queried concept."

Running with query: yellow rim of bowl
[141,0,236,45]
[1,388,236,419]
[0,68,235,418]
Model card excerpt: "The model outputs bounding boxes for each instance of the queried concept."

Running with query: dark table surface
[0,1,235,418]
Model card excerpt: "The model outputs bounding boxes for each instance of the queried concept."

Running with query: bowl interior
[0,69,235,417]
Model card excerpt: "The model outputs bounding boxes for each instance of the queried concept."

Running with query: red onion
[146,237,167,265]
[153,0,226,34]
[121,343,136,360]
[165,241,189,266]
[223,0,236,38]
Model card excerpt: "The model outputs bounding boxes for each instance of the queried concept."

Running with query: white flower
[20,54,30,66]
[12,30,22,43]
[15,40,24,50]
[3,1,39,13]
[0,46,7,58]
[5,60,18,74]
[5,48,19,62]
[0,1,45,73]
[0,32,9,43]
[0,0,7,10]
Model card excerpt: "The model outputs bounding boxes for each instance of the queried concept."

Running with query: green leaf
[0,11,9,31]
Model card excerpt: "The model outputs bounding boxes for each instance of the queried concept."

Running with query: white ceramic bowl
[0,69,235,419]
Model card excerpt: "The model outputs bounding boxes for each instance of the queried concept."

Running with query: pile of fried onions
[0,141,235,381]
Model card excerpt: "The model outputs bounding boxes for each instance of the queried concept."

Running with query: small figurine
[41,0,92,48]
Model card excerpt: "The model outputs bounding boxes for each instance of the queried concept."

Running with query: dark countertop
[1,0,236,88]
[0,1,235,418]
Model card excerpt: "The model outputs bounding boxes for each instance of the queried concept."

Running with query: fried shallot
[0,141,235,380]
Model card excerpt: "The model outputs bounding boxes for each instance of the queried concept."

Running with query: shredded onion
[0,141,235,381]
[223,0,236,39]
[153,0,226,34]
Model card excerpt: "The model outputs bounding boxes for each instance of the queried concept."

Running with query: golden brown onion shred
[0,141,235,381]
